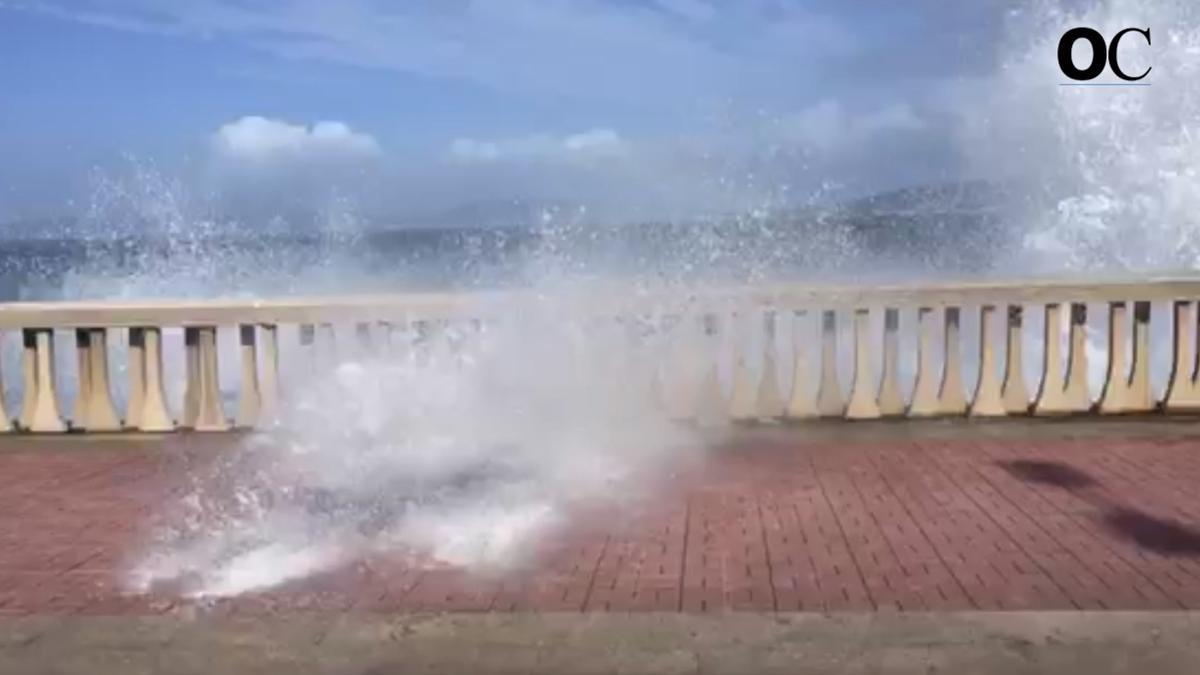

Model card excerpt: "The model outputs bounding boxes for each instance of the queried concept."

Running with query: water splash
[130,301,700,598]
[48,159,379,301]
[953,0,1200,396]
[968,0,1200,274]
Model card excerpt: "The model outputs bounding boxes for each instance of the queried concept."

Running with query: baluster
[815,310,843,417]
[187,326,228,432]
[18,331,35,430]
[908,307,940,417]
[1033,303,1066,414]
[438,319,459,365]
[137,327,174,432]
[1034,303,1089,415]
[378,321,395,357]
[937,307,967,415]
[298,324,315,349]
[259,324,280,420]
[878,308,905,416]
[126,328,145,429]
[785,310,817,419]
[183,327,201,428]
[1129,301,1153,412]
[316,323,337,368]
[756,310,785,420]
[410,320,430,365]
[297,324,317,399]
[1062,304,1090,410]
[74,328,120,431]
[443,320,462,368]
[1002,305,1030,414]
[73,329,90,429]
[1100,301,1153,414]
[466,318,485,358]
[386,320,410,362]
[729,312,758,421]
[235,325,261,428]
[846,308,881,420]
[427,318,443,357]
[355,322,374,355]
[695,314,727,426]
[25,328,65,432]
[0,332,11,432]
[1164,300,1200,411]
[1099,301,1130,414]
[970,305,1005,417]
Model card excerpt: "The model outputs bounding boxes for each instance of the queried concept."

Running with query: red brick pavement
[3,429,1200,615]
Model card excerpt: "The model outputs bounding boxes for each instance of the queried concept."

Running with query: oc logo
[1057,27,1151,81]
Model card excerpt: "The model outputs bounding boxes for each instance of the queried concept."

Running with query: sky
[0,1,1016,227]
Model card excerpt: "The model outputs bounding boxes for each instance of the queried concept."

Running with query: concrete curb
[1,611,1198,674]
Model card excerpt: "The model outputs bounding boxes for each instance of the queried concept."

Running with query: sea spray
[967,0,1200,274]
[129,297,701,597]
[957,0,1200,396]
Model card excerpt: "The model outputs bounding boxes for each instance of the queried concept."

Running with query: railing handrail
[2,273,1200,434]
[3,275,1200,328]
[752,275,1200,309]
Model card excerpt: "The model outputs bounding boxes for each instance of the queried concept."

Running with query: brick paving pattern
[2,429,1200,615]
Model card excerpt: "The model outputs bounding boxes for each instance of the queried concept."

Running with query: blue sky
[0,1,1016,224]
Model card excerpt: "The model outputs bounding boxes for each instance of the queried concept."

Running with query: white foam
[129,300,699,597]
[967,0,1200,274]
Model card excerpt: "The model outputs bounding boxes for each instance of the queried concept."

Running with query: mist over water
[5,0,1196,597]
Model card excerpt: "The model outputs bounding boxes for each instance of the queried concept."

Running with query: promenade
[2,420,1200,672]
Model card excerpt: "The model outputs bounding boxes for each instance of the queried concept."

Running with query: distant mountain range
[839,180,1009,216]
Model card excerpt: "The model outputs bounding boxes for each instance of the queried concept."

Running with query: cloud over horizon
[448,128,628,163]
[202,116,383,222]
[0,1,1013,223]
[212,116,381,163]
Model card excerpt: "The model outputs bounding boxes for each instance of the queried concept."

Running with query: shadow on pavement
[997,459,1098,489]
[997,458,1200,558]
[1103,507,1200,556]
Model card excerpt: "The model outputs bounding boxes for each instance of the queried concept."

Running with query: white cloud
[212,116,380,163]
[449,128,627,163]
[203,117,384,220]
[448,138,502,163]
[563,129,624,153]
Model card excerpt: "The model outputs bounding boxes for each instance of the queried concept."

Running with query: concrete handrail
[3,276,1200,328]
[2,275,1200,433]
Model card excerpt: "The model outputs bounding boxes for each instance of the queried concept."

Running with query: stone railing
[3,277,1200,433]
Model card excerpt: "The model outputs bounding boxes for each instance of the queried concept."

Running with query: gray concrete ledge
[2,612,1199,674]
[3,275,1200,327]
[2,416,1199,453]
